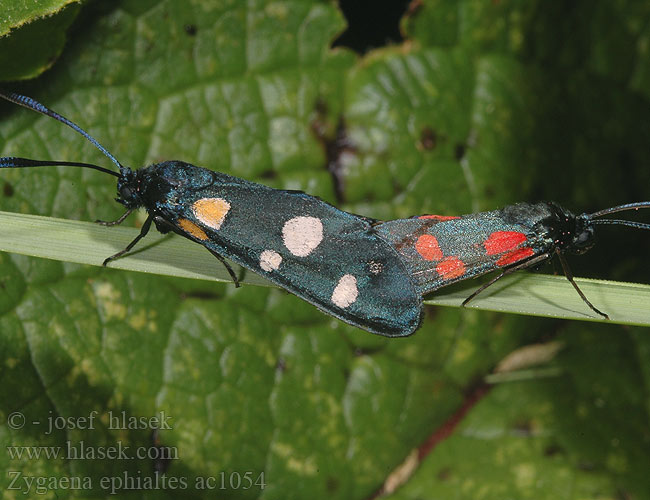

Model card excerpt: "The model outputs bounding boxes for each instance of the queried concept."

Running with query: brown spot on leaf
[419,127,438,151]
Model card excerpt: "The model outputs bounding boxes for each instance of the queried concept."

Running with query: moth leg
[102,215,153,266]
[207,248,240,288]
[96,208,135,226]
[555,249,609,319]
[462,253,550,307]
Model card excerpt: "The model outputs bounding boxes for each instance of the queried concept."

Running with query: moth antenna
[589,201,650,218]
[591,219,650,231]
[0,157,120,178]
[587,201,650,231]
[0,91,123,171]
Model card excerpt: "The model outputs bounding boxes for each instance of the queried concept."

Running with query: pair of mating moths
[1,92,648,336]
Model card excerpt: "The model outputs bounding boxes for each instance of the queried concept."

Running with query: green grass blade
[1,211,648,326]
[0,210,271,287]
[427,273,650,326]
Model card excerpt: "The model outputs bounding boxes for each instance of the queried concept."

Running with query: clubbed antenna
[0,91,123,172]
[589,202,650,231]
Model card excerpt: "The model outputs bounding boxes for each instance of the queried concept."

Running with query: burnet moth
[1,92,649,337]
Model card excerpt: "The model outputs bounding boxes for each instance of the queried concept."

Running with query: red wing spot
[415,234,443,261]
[418,215,460,221]
[436,256,466,280]
[484,231,528,255]
[496,247,535,266]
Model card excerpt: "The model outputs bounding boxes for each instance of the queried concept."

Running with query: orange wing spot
[484,231,527,255]
[415,234,443,261]
[192,198,231,230]
[418,214,460,221]
[178,218,209,241]
[436,256,466,280]
[496,247,535,266]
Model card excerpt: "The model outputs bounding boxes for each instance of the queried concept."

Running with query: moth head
[116,167,142,208]
[569,215,595,254]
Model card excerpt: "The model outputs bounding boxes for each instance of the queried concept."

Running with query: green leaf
[0,0,81,81]
[385,323,650,499]
[0,0,78,35]
[1,1,649,499]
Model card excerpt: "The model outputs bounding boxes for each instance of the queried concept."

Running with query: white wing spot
[282,216,323,257]
[331,274,358,308]
[260,250,282,272]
